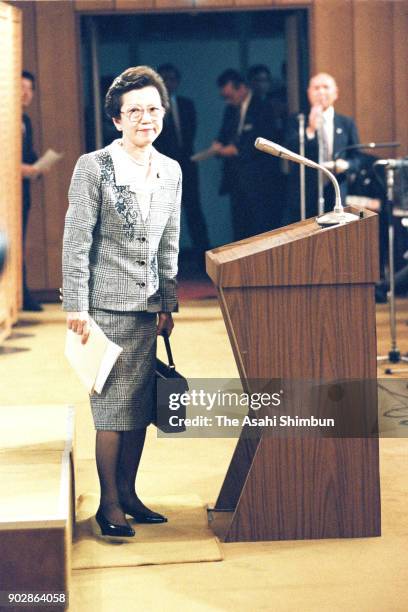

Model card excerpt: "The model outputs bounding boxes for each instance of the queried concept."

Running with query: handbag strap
[161,330,175,369]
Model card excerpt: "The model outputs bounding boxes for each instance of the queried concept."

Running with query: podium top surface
[206,208,379,288]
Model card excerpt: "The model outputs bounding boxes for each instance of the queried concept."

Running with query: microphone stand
[333,141,400,162]
[254,138,359,227]
[376,161,408,372]
[298,113,306,221]
[317,119,325,216]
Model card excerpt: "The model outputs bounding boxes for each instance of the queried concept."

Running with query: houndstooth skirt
[89,308,157,431]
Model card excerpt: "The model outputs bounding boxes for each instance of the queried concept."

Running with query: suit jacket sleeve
[157,166,182,312]
[62,154,101,312]
[23,115,38,164]
[183,97,196,147]
[218,106,235,145]
[284,113,320,161]
[344,118,360,173]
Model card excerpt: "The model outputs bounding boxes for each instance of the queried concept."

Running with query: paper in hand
[65,317,122,395]
[33,149,64,172]
[190,147,218,162]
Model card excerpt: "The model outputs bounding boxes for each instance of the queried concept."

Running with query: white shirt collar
[108,139,159,189]
[322,106,335,121]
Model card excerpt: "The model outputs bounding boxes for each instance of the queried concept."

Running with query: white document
[64,317,123,395]
[190,147,218,162]
[33,148,64,172]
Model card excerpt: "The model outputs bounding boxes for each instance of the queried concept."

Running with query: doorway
[80,9,309,249]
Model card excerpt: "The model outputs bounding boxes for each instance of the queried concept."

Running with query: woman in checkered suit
[62,66,182,540]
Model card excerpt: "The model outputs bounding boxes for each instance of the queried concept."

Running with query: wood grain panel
[155,0,194,8]
[392,1,408,155]
[311,0,354,118]
[224,284,377,379]
[215,430,260,509]
[232,0,275,6]
[207,210,379,288]
[353,0,394,150]
[12,1,48,291]
[273,0,311,4]
[195,0,235,7]
[71,0,313,6]
[10,7,22,315]
[115,0,154,9]
[75,0,115,10]
[226,436,380,541]
[207,204,380,541]
[34,1,83,289]
[0,2,22,337]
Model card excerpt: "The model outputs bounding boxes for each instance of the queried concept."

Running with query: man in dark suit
[213,69,283,242]
[154,64,209,265]
[21,71,43,311]
[285,72,360,222]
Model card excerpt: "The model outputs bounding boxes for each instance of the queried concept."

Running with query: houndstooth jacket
[62,143,182,313]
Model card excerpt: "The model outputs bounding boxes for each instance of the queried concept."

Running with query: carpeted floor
[73,493,222,569]
[0,299,407,611]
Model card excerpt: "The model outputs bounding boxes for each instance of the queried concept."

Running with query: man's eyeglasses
[121,106,164,123]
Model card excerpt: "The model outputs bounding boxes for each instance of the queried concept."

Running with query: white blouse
[109,139,159,222]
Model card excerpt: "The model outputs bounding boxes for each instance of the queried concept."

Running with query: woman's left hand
[157,312,174,337]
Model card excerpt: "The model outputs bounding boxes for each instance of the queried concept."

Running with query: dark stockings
[95,427,149,525]
[117,428,154,514]
[95,430,127,525]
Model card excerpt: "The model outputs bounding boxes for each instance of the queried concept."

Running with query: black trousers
[228,171,284,242]
[22,184,31,299]
[180,159,210,253]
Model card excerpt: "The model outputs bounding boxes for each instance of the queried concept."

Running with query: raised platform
[0,405,75,605]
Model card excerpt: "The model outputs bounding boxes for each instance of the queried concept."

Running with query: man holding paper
[21,71,62,311]
[21,71,42,311]
[62,66,181,541]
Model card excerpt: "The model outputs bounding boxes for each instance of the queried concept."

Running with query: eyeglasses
[120,106,164,123]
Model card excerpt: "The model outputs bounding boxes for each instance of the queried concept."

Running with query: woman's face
[113,86,164,149]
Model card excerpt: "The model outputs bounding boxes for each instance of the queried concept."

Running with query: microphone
[334,141,400,161]
[255,138,359,227]
[374,158,408,169]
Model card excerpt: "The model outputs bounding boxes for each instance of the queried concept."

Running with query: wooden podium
[206,209,381,542]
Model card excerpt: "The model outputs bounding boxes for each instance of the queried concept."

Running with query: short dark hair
[247,64,271,81]
[22,70,35,88]
[217,69,245,89]
[104,65,169,120]
[157,63,181,81]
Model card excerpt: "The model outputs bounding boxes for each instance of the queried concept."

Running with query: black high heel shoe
[121,503,168,524]
[94,507,135,540]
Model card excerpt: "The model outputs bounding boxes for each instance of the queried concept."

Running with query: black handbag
[154,331,188,433]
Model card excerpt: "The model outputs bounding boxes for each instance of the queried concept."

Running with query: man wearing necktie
[285,72,360,221]
[155,64,209,266]
[213,69,282,242]
[21,71,43,311]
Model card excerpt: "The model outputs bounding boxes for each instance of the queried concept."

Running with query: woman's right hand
[67,311,90,345]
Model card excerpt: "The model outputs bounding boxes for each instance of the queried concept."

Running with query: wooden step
[0,405,75,607]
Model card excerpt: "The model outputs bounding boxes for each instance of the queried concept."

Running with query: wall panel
[75,0,115,10]
[0,1,21,337]
[155,0,194,8]
[392,1,408,156]
[195,0,235,7]
[310,0,354,117]
[114,0,154,9]
[233,0,273,6]
[34,1,83,291]
[353,0,394,151]
[13,0,47,290]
